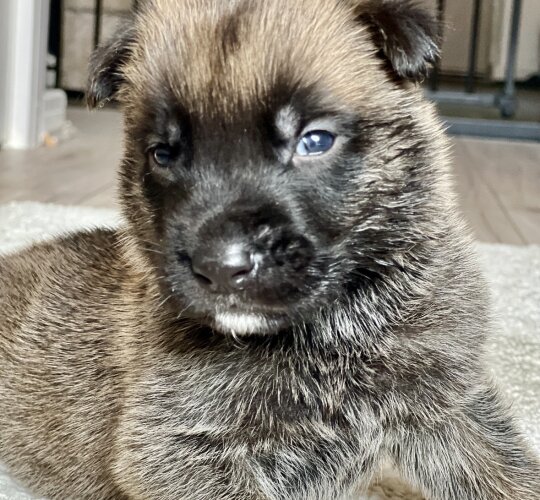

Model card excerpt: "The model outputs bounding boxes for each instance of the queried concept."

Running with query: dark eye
[152,145,175,167]
[296,131,335,157]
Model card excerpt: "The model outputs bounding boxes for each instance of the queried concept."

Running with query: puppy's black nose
[191,244,255,291]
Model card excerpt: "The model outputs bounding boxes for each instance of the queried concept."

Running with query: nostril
[191,256,216,286]
[231,267,250,280]
[193,272,213,286]
[178,252,212,283]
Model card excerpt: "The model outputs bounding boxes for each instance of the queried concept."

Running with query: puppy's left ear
[87,20,136,109]
[353,0,440,81]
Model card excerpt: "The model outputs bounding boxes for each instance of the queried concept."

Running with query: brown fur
[1,1,540,499]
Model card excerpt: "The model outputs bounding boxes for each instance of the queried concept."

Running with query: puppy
[1,0,539,499]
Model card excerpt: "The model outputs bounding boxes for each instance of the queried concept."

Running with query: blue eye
[296,130,335,156]
[152,145,175,166]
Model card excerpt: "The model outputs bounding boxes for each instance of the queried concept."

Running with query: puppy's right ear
[87,21,136,109]
[352,0,440,81]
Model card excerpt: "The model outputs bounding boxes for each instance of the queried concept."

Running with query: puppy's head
[88,0,445,336]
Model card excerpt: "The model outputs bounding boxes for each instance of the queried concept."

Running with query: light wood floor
[1,107,539,245]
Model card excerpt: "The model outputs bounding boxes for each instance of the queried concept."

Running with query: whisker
[140,238,163,249]
[144,247,164,255]
[176,300,195,321]
[158,294,173,308]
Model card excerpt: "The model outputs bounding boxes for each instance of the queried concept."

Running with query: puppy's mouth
[211,311,290,336]
[162,275,304,336]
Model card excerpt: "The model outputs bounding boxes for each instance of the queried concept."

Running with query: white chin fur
[214,312,273,335]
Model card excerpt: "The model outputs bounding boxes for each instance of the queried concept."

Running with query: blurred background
[0,0,539,244]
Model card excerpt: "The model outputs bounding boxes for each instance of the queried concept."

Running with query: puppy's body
[3,227,534,500]
[0,231,127,498]
[1,0,540,499]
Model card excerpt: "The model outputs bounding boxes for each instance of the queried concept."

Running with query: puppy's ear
[354,0,440,81]
[87,21,136,109]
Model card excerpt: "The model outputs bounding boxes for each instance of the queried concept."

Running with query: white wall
[1,0,50,150]
[0,1,13,146]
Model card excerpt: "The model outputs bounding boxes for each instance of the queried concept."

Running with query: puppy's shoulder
[0,228,124,295]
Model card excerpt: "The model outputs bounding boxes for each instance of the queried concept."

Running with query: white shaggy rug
[0,201,539,500]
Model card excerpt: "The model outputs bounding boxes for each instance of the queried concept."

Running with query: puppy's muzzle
[189,233,313,295]
[185,211,314,301]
